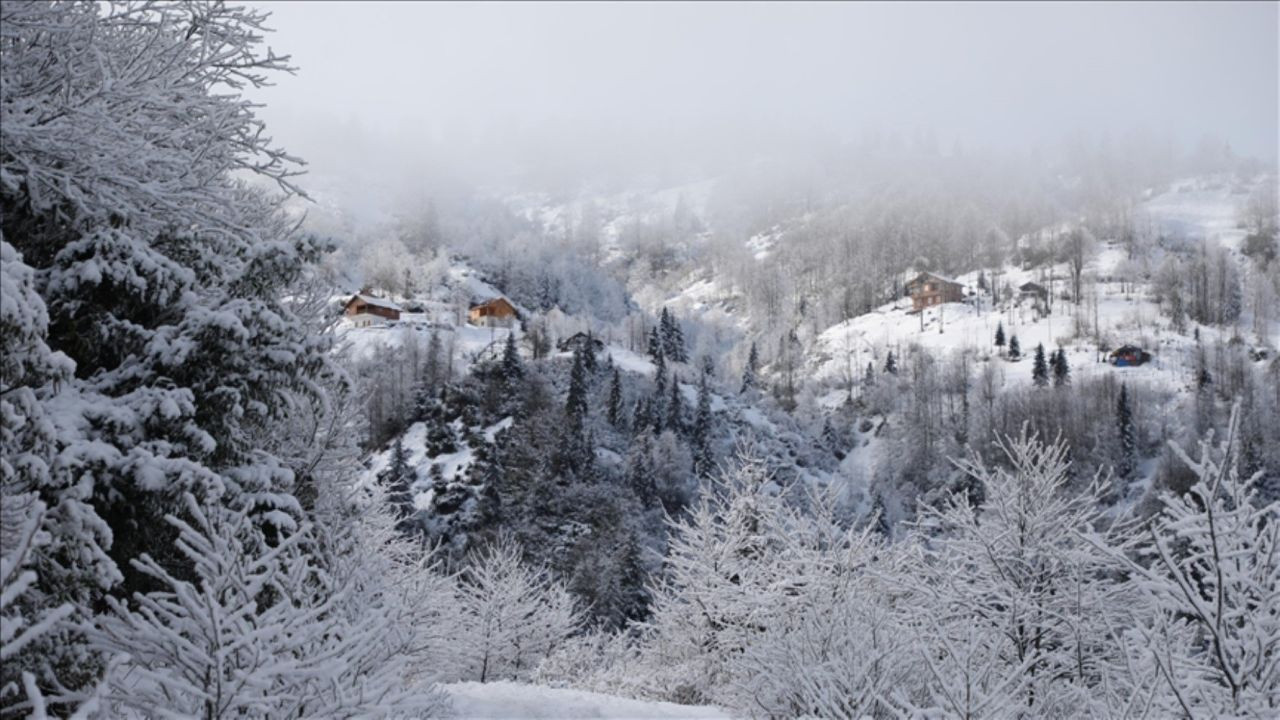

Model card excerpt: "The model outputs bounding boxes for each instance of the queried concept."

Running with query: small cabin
[1109,345,1151,367]
[468,297,518,328]
[1019,282,1048,302]
[344,293,402,327]
[905,272,964,312]
[558,331,605,354]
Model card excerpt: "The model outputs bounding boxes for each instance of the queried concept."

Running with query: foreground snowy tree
[85,492,449,718]
[899,430,1140,717]
[456,537,581,683]
[1120,407,1280,717]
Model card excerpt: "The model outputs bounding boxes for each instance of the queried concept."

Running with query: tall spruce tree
[1032,344,1049,386]
[668,374,685,433]
[501,330,523,384]
[692,373,714,477]
[741,342,760,394]
[1052,348,1070,387]
[607,367,625,428]
[381,436,419,536]
[994,321,1006,349]
[884,350,898,375]
[1008,334,1021,359]
[1116,383,1135,484]
[648,326,664,362]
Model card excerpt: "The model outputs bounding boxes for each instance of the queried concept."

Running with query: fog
[248,1,1277,198]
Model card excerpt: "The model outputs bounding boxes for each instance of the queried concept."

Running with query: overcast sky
[249,1,1278,190]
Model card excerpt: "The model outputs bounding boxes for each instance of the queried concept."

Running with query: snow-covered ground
[442,682,730,720]
[807,176,1276,401]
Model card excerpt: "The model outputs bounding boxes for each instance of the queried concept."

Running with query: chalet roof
[558,331,604,350]
[1020,281,1047,291]
[1111,344,1146,355]
[470,296,516,311]
[347,294,402,311]
[907,271,963,287]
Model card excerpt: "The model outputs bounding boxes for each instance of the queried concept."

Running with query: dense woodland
[2,2,1278,718]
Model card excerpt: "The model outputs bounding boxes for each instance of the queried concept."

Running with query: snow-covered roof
[908,271,963,287]
[348,294,402,311]
[470,296,516,311]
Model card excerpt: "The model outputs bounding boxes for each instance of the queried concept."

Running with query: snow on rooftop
[352,294,403,311]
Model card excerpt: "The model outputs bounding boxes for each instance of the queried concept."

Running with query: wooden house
[1109,345,1152,367]
[905,272,964,312]
[468,297,518,328]
[344,293,402,327]
[558,331,605,354]
[1019,282,1048,303]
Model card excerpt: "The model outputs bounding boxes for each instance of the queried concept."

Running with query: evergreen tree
[668,374,684,433]
[663,311,687,363]
[1052,348,1070,387]
[994,321,1006,349]
[884,350,898,375]
[701,354,715,378]
[864,362,875,388]
[1008,334,1022,359]
[607,367,625,428]
[501,330,524,384]
[425,388,458,456]
[554,346,593,477]
[1032,344,1049,386]
[651,355,668,431]
[382,435,417,534]
[627,432,657,505]
[741,342,760,394]
[583,331,598,373]
[648,326,664,362]
[565,346,590,433]
[1117,383,1135,484]
[627,399,644,433]
[692,373,714,477]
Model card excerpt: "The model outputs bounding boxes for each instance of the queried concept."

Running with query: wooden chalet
[1019,281,1048,302]
[468,297,518,328]
[1109,345,1151,367]
[344,293,402,327]
[558,331,605,354]
[905,272,964,312]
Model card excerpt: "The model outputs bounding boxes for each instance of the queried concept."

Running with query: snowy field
[442,682,730,720]
[807,176,1276,402]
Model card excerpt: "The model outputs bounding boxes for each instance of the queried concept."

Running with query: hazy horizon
[247,1,1278,196]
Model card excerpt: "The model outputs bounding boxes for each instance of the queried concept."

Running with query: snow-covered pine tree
[501,329,524,384]
[1009,334,1022,359]
[648,326,665,362]
[607,367,625,428]
[691,374,714,478]
[425,388,459,456]
[740,342,759,394]
[1116,383,1136,485]
[1,2,343,704]
[553,345,593,478]
[1053,348,1070,386]
[995,321,1006,349]
[1032,343,1049,386]
[663,310,688,363]
[382,435,420,536]
[668,374,685,434]
[884,350,898,375]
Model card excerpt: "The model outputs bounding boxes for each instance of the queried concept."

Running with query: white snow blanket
[442,682,731,719]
